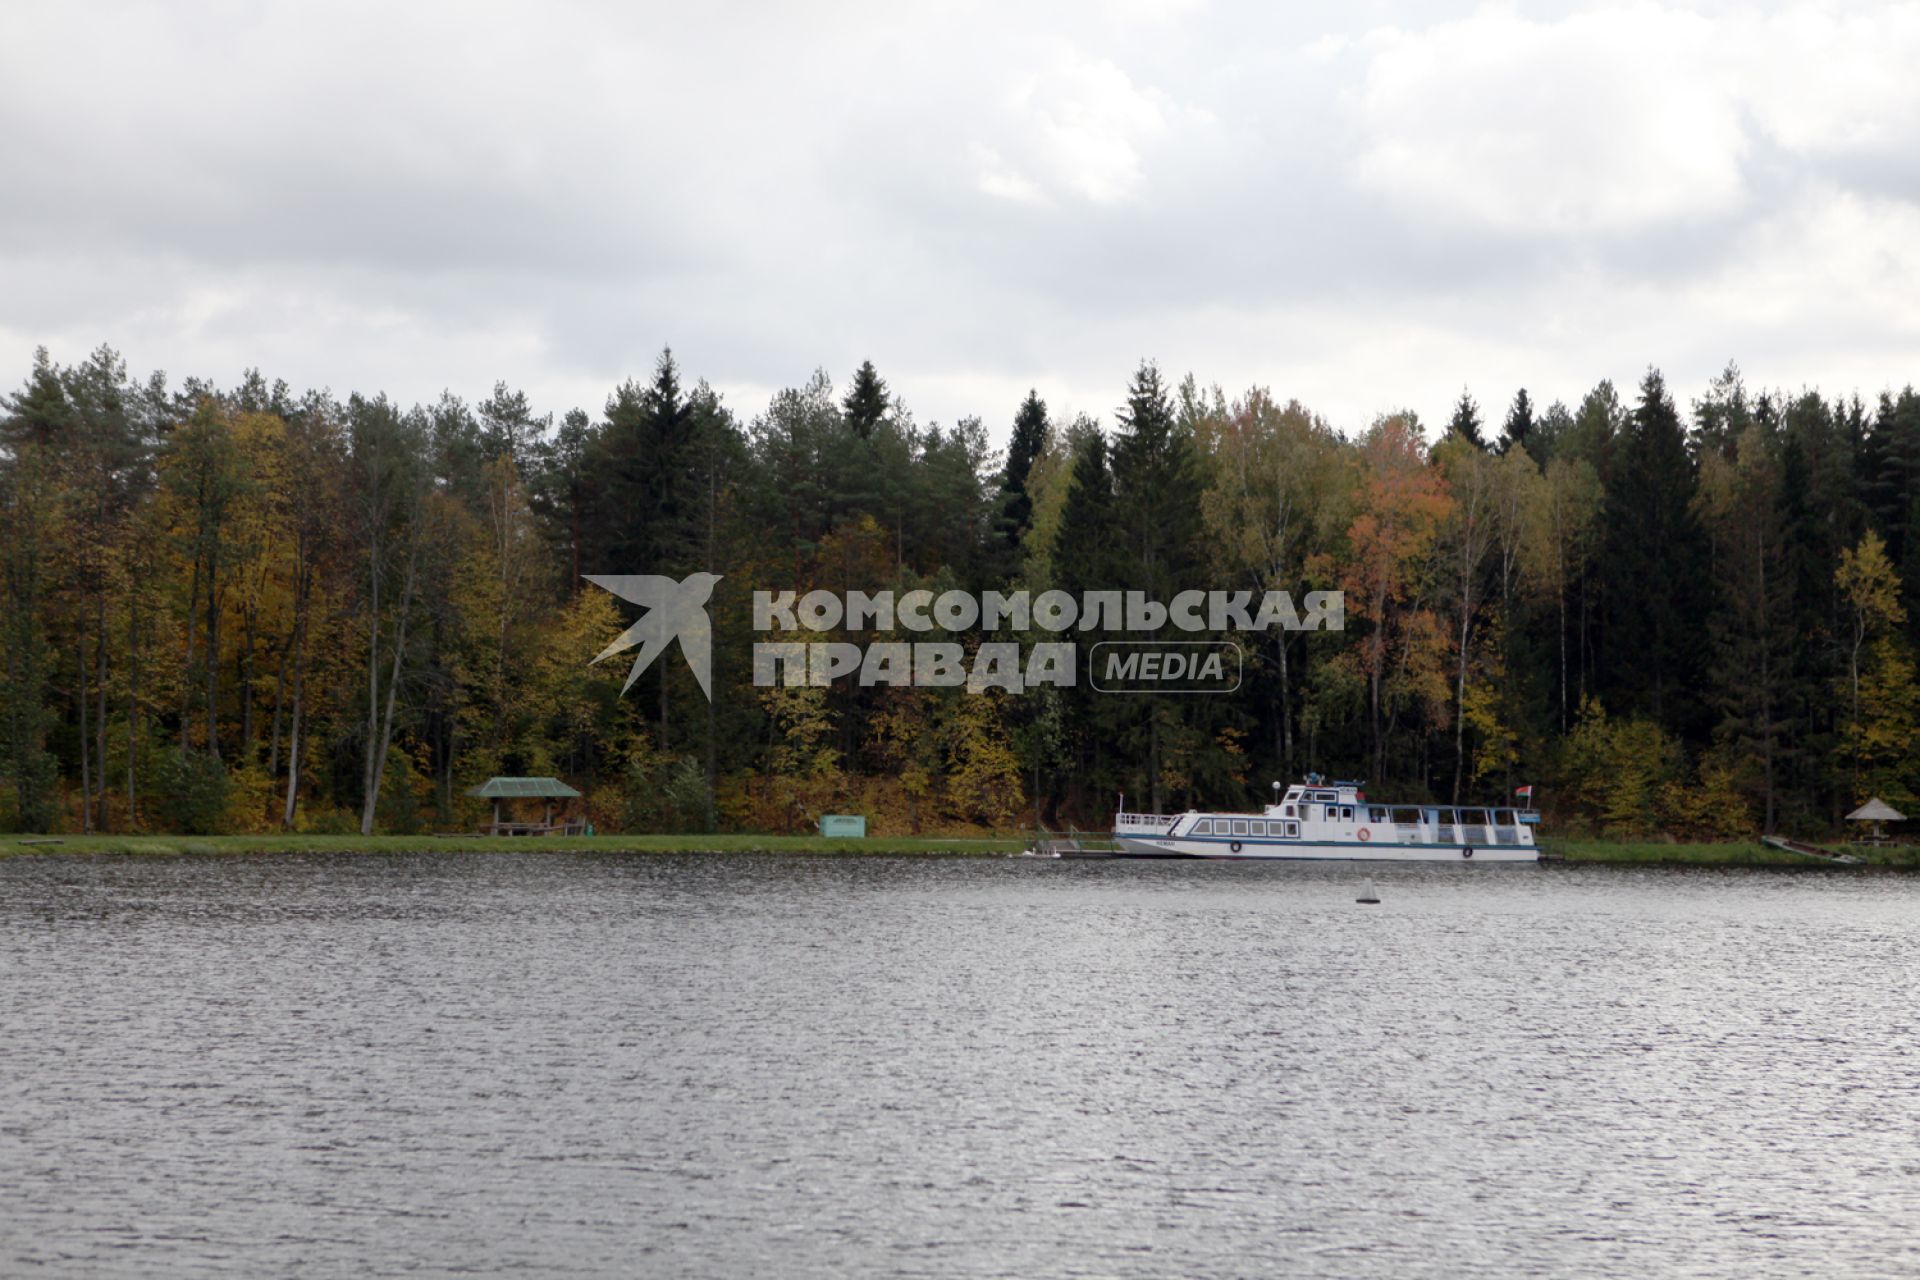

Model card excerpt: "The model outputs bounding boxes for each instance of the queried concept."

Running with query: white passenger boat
[1111,775,1540,862]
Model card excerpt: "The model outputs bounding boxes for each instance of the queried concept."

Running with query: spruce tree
[842,360,889,440]
[586,348,699,576]
[1051,430,1118,807]
[1447,389,1485,449]
[1497,388,1533,456]
[994,390,1050,569]
[1599,368,1707,734]
[1107,362,1211,811]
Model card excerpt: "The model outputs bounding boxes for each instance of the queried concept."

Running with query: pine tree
[478,381,544,462]
[1690,361,1752,461]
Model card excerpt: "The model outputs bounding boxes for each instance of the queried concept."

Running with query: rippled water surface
[3,853,1918,1277]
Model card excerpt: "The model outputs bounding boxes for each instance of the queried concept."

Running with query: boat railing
[1114,811,1175,832]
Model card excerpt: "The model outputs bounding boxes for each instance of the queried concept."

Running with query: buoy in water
[1357,877,1381,904]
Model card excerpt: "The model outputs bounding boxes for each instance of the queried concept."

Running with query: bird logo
[583,572,724,701]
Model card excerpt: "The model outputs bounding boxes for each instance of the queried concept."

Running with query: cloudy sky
[5,0,1919,440]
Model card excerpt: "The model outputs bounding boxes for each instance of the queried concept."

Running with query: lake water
[2,853,1917,1278]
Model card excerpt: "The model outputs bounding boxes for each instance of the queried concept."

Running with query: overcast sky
[5,0,1919,441]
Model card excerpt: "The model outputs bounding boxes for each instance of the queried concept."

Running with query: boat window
[1284,804,1295,817]
[1285,821,1300,837]
[1232,819,1249,835]
[1496,809,1515,826]
[1369,807,1387,823]
[1342,806,1354,821]
[1313,790,1336,802]
[1250,820,1265,835]
[1193,818,1212,835]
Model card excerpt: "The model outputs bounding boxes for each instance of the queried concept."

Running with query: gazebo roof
[1845,797,1905,822]
[466,776,582,799]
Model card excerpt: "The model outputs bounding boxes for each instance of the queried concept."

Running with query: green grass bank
[0,832,1030,858]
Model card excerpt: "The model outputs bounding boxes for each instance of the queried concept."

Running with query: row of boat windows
[1240,806,1528,827]
[1193,818,1304,837]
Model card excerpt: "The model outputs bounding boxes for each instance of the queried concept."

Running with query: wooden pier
[1761,835,1861,865]
[1029,829,1119,858]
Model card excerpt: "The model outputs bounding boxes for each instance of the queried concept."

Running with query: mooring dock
[1762,835,1861,865]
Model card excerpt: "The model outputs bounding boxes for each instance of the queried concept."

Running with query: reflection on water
[3,854,1917,1278]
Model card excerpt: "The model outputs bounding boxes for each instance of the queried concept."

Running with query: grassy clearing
[1542,838,1920,868]
[1545,838,1803,866]
[0,832,1030,859]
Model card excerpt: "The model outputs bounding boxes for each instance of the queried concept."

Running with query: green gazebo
[466,776,584,836]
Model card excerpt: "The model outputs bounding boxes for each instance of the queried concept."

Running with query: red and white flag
[1515,785,1534,800]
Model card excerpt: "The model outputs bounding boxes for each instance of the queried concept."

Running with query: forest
[4,343,1919,839]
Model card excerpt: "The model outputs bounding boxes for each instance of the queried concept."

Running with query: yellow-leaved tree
[1559,696,1680,835]
[1835,529,1918,806]
[759,684,842,832]
[941,686,1023,830]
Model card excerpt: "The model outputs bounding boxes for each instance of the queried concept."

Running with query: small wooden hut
[467,776,584,836]
[1844,797,1905,845]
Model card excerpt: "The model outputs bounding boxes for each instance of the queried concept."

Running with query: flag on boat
[1515,784,1534,800]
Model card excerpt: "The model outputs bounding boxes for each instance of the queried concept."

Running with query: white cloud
[978,53,1203,206]
[1736,5,1920,154]
[1347,3,1920,236]
[1350,5,1746,233]
[972,145,1052,206]
[1687,188,1920,342]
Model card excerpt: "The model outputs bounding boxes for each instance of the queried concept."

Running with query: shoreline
[2,833,1915,867]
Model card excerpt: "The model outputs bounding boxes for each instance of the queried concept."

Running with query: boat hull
[1112,833,1538,862]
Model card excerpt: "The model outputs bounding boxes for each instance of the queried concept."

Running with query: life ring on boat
[1462,847,1474,859]
[1230,841,1243,853]
[1358,828,1371,842]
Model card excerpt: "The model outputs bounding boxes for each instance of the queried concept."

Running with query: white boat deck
[1110,778,1540,862]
